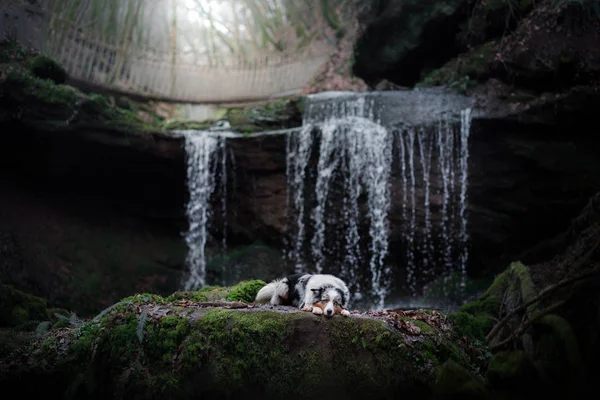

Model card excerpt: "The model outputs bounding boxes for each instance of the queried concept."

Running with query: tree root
[486,265,600,343]
[490,299,567,351]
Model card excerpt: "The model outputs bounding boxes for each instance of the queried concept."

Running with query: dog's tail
[255,279,288,304]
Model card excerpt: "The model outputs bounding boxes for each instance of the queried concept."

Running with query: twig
[486,266,600,342]
[194,301,250,309]
[490,299,567,351]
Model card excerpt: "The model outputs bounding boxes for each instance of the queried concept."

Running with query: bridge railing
[1,3,332,103]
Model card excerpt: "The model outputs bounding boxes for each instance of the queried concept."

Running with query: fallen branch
[490,299,567,351]
[197,301,250,309]
[486,266,600,342]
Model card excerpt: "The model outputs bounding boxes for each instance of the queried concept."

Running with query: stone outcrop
[0,282,487,400]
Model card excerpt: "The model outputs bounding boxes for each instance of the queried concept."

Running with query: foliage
[188,0,361,57]
[225,280,266,303]
[28,55,68,84]
[0,283,49,327]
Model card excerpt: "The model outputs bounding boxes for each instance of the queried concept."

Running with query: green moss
[487,350,539,391]
[434,360,488,399]
[509,261,537,312]
[4,300,482,399]
[0,284,49,327]
[0,42,162,134]
[537,314,582,372]
[28,55,68,84]
[120,293,167,305]
[227,97,303,133]
[225,280,266,303]
[162,119,215,131]
[165,285,223,303]
[0,328,35,358]
[460,271,507,318]
[165,281,266,304]
[447,311,490,341]
[417,41,497,91]
[413,319,435,334]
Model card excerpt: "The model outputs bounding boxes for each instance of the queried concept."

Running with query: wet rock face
[4,104,600,308]
[0,298,483,400]
[466,117,600,275]
[353,0,470,86]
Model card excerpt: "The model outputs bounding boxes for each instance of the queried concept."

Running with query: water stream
[178,90,474,309]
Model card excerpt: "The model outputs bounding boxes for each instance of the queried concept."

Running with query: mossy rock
[0,284,49,327]
[0,328,35,359]
[417,41,498,92]
[0,41,162,133]
[487,350,539,393]
[0,295,484,400]
[28,55,68,85]
[0,68,159,132]
[433,360,488,400]
[162,119,215,131]
[162,280,266,304]
[227,97,303,134]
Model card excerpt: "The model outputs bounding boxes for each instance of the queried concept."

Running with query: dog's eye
[333,301,339,306]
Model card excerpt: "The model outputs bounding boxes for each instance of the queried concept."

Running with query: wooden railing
[1,4,332,104]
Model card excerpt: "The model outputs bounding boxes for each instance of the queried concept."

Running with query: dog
[255,273,351,318]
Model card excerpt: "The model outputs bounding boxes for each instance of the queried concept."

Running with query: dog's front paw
[301,305,313,312]
[312,307,323,315]
[341,309,351,317]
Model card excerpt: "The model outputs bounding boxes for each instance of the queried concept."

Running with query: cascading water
[285,91,473,309]
[178,90,473,309]
[180,130,229,291]
[287,94,393,308]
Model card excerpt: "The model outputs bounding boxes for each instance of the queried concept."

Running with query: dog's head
[311,287,346,318]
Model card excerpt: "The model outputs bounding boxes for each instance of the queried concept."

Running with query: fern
[136,310,148,344]
[54,312,69,321]
[91,300,133,323]
[69,312,82,326]
[35,321,52,338]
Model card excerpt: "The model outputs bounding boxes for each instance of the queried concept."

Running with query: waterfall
[287,94,393,308]
[286,91,473,309]
[178,91,473,308]
[180,130,228,291]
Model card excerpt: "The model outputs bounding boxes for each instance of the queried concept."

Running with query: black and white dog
[255,274,351,318]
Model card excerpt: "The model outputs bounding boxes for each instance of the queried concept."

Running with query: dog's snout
[326,309,333,316]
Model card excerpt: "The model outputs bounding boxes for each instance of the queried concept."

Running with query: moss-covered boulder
[161,279,266,304]
[487,350,539,393]
[0,292,485,400]
[0,38,166,134]
[28,55,68,85]
[227,97,303,134]
[434,360,489,400]
[353,0,469,86]
[162,119,216,131]
[416,40,498,93]
[0,283,49,327]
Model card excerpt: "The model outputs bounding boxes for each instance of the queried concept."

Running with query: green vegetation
[227,97,303,134]
[163,280,266,304]
[28,55,68,84]
[0,284,49,327]
[0,38,167,133]
[417,41,498,92]
[434,360,488,399]
[0,295,482,399]
[161,119,216,131]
